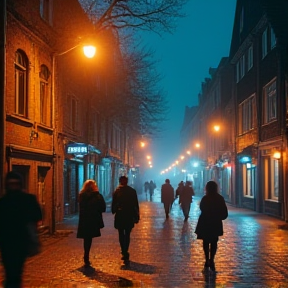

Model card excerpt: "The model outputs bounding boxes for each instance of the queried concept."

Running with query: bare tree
[79,0,188,34]
[78,0,187,139]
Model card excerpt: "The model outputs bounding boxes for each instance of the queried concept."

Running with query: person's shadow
[120,261,156,274]
[76,265,134,287]
[203,270,217,288]
[76,261,157,287]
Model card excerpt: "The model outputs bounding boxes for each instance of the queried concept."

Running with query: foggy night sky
[139,0,237,179]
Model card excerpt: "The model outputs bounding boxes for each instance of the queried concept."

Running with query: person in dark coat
[179,180,195,221]
[175,181,184,198]
[77,180,106,267]
[161,179,174,219]
[0,171,42,288]
[195,180,228,273]
[112,176,140,265]
[148,180,156,200]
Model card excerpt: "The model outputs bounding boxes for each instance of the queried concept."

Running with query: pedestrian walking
[0,171,42,288]
[148,180,156,201]
[179,180,195,221]
[112,176,140,265]
[175,181,185,198]
[76,180,106,267]
[161,179,174,219]
[195,180,228,273]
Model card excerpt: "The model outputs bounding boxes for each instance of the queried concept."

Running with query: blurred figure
[148,180,156,201]
[161,179,174,219]
[179,181,195,221]
[112,176,140,265]
[195,181,228,273]
[77,180,106,267]
[0,171,42,288]
[175,181,185,198]
[144,181,149,198]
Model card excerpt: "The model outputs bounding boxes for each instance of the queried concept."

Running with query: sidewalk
[1,190,288,287]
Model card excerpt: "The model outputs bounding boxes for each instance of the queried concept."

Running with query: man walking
[0,171,42,288]
[179,180,195,221]
[161,179,174,219]
[112,176,140,265]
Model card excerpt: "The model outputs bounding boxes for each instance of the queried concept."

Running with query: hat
[5,171,23,187]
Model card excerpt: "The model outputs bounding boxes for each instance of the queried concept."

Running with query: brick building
[2,0,135,232]
[180,0,288,220]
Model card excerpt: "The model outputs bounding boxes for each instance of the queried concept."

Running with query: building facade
[2,0,136,232]
[180,0,288,220]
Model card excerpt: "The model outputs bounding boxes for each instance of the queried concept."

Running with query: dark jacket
[77,191,106,238]
[0,190,42,256]
[179,185,195,205]
[176,183,184,197]
[195,192,228,240]
[161,183,174,204]
[112,185,139,230]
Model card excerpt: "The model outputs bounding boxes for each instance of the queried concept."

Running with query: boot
[84,254,91,266]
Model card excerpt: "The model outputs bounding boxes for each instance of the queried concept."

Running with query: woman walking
[77,180,106,267]
[195,180,228,273]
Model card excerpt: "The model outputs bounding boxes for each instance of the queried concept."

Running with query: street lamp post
[51,44,96,233]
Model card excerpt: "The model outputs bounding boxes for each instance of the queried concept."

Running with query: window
[247,45,253,71]
[39,65,51,126]
[262,28,268,58]
[238,94,256,135]
[40,0,50,23]
[264,157,279,200]
[263,79,277,124]
[236,54,245,82]
[15,50,28,117]
[270,27,276,49]
[243,163,256,198]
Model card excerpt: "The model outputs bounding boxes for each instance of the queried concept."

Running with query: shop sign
[66,143,88,155]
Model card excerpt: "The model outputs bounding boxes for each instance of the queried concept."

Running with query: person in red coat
[77,180,106,267]
[195,180,228,273]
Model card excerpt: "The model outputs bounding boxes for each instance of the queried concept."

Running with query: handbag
[26,222,41,257]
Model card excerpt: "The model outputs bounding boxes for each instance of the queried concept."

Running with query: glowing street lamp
[51,42,96,232]
[214,125,220,132]
[140,141,145,148]
[195,143,200,148]
[83,45,96,58]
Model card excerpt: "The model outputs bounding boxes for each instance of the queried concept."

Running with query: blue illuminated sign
[240,156,251,163]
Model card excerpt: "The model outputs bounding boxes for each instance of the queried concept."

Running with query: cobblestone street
[1,189,288,288]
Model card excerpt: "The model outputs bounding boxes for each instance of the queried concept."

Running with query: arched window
[15,50,28,116]
[39,64,51,125]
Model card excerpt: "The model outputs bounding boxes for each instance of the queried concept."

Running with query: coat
[0,190,42,256]
[179,185,194,205]
[77,191,106,239]
[161,183,174,204]
[112,185,139,230]
[195,192,228,240]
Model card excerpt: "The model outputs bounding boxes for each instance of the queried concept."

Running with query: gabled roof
[229,0,288,60]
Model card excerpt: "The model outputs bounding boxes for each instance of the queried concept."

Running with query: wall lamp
[273,151,281,160]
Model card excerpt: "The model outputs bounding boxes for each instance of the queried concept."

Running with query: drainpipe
[0,0,6,194]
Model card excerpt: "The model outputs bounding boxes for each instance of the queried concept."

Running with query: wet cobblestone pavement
[1,189,288,287]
